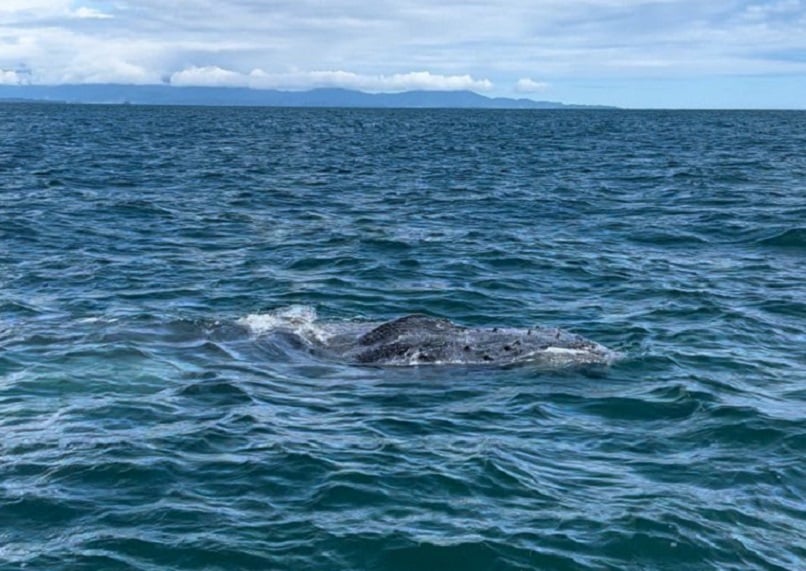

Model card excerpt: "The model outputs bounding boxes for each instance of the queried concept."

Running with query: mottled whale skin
[317,314,615,367]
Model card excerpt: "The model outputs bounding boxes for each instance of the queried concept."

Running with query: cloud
[0,1,69,15]
[0,69,23,85]
[169,65,244,87]
[71,7,114,20]
[740,0,804,21]
[170,66,494,92]
[0,26,164,85]
[515,78,549,93]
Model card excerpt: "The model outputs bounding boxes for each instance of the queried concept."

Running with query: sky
[1,0,805,108]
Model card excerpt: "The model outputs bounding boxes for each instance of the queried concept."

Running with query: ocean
[1,104,804,570]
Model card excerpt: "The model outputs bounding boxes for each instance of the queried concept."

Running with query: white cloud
[0,26,164,85]
[515,78,549,93]
[0,2,113,22]
[0,69,22,85]
[170,65,245,87]
[170,66,494,92]
[71,7,114,20]
[64,58,157,84]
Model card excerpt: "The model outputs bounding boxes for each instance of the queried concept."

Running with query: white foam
[76,316,118,324]
[237,305,330,343]
[543,346,587,356]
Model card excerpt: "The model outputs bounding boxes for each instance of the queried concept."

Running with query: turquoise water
[1,104,804,570]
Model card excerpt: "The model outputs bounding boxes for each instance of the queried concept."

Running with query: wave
[756,227,806,248]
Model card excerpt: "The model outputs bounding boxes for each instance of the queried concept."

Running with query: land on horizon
[0,84,614,109]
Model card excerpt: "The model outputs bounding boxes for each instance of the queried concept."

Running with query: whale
[310,314,616,368]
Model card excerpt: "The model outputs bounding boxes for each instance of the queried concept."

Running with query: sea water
[1,104,804,570]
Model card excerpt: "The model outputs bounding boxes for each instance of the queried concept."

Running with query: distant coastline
[0,84,614,109]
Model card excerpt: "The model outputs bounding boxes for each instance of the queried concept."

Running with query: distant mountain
[0,84,613,109]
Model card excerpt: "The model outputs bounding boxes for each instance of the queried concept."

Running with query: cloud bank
[169,67,493,92]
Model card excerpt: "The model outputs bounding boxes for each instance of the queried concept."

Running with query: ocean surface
[1,103,804,570]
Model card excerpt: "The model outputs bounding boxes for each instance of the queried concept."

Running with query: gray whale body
[317,314,615,367]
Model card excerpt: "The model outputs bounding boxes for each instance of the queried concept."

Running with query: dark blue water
[1,104,804,570]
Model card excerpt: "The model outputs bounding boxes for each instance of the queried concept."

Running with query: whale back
[317,314,614,367]
[357,314,460,346]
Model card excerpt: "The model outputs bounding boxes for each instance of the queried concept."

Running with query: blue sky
[1,0,805,108]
